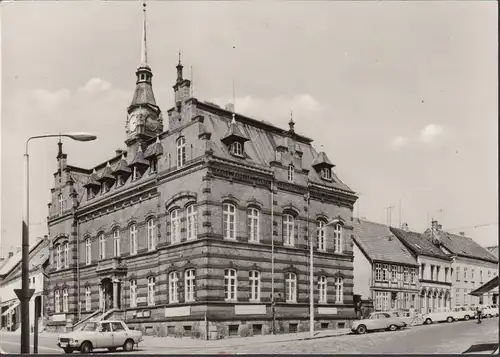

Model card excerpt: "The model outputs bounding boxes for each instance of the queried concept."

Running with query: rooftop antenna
[140,1,148,66]
[231,45,236,124]
[190,65,194,98]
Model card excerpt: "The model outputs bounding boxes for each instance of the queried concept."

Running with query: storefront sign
[235,305,267,315]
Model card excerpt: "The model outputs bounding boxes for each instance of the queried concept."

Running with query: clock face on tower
[146,116,158,131]
[129,114,138,132]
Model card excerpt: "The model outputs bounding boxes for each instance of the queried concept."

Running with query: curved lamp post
[19,133,97,354]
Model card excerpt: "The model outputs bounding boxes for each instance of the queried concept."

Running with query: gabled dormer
[221,115,249,158]
[83,169,100,200]
[128,145,149,181]
[97,162,115,194]
[144,136,163,174]
[112,153,132,187]
[312,151,335,181]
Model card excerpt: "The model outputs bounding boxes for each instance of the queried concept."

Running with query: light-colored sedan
[57,320,143,353]
[422,307,456,324]
[351,311,407,334]
[452,306,475,321]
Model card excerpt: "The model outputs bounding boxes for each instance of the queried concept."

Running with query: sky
[0,1,498,255]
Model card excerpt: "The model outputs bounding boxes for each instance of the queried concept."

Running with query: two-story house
[423,221,499,307]
[0,238,50,332]
[353,219,420,313]
[390,224,453,314]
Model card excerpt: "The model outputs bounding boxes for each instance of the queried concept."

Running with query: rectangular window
[420,264,425,280]
[333,224,342,253]
[113,230,120,257]
[85,286,91,312]
[186,205,198,241]
[456,267,460,282]
[248,208,260,243]
[224,269,237,301]
[249,270,261,302]
[130,224,137,255]
[334,277,343,303]
[185,269,195,302]
[318,276,327,303]
[147,277,156,306]
[63,288,69,312]
[410,268,416,284]
[169,272,179,303]
[391,265,397,283]
[55,290,61,314]
[147,219,156,251]
[171,209,181,243]
[223,204,236,240]
[382,265,389,282]
[375,264,382,281]
[285,272,297,303]
[403,267,409,283]
[85,239,92,265]
[464,267,468,280]
[316,221,326,251]
[283,214,295,246]
[129,280,137,308]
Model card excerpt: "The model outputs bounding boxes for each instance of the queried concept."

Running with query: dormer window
[231,142,243,157]
[149,158,158,174]
[132,166,141,180]
[321,167,332,180]
[288,165,294,183]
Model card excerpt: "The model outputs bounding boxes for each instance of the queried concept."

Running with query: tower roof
[312,151,334,168]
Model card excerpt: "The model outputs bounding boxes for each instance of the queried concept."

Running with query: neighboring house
[0,238,50,332]
[352,219,420,313]
[423,221,499,307]
[45,5,359,336]
[390,224,453,314]
[487,246,498,259]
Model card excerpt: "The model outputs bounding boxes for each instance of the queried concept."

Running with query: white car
[57,320,143,353]
[422,308,456,324]
[351,311,407,334]
[483,305,499,318]
[451,306,475,321]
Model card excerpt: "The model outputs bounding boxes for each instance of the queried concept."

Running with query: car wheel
[464,315,470,321]
[63,347,73,354]
[388,324,397,331]
[123,339,135,352]
[356,325,367,335]
[425,318,432,325]
[80,341,93,354]
[446,316,454,323]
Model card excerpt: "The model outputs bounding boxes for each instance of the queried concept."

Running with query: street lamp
[18,132,97,354]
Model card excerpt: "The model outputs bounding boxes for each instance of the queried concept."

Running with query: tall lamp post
[17,132,97,354]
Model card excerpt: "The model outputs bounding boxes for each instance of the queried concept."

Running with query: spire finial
[288,110,295,132]
[231,113,236,125]
[57,137,63,158]
[178,50,182,65]
[176,49,184,83]
[140,1,148,65]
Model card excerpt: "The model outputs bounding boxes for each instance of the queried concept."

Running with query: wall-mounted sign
[136,297,147,304]
[235,305,267,315]
[318,307,338,315]
[165,306,191,317]
[52,314,67,322]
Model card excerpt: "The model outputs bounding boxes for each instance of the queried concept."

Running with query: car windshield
[81,322,98,331]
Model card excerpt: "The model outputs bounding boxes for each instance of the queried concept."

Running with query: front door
[97,322,114,348]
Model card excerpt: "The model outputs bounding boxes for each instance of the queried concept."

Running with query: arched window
[169,272,179,303]
[186,205,198,240]
[224,269,237,301]
[333,223,343,253]
[85,286,91,312]
[223,203,236,240]
[85,238,91,265]
[98,233,106,260]
[249,270,261,302]
[177,137,186,168]
[316,220,326,251]
[58,194,64,215]
[129,224,137,255]
[147,277,156,306]
[113,229,120,257]
[171,209,181,243]
[318,276,327,303]
[334,277,344,303]
[54,290,61,313]
[185,269,196,302]
[64,242,69,268]
[247,208,260,243]
[285,272,297,303]
[231,142,243,156]
[56,244,62,270]
[287,165,294,183]
[283,214,295,247]
[63,288,69,312]
[147,218,156,251]
[129,280,137,308]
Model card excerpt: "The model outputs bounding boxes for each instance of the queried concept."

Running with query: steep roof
[312,151,334,168]
[424,229,498,264]
[352,219,418,266]
[390,227,452,261]
[199,109,354,193]
[130,82,157,108]
[0,238,49,279]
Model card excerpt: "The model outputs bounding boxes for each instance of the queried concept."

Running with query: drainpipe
[76,218,81,321]
[270,179,275,334]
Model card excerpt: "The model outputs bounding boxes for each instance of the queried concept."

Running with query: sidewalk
[1,328,351,349]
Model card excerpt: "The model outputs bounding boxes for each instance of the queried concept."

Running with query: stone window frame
[282,212,295,247]
[284,272,297,303]
[129,279,137,308]
[316,219,327,252]
[332,222,343,253]
[287,164,294,183]
[176,136,186,168]
[222,203,237,241]
[85,285,92,312]
[247,206,260,243]
[184,269,196,302]
[113,228,121,257]
[84,237,92,265]
[147,276,156,306]
[186,204,198,241]
[54,289,61,314]
[58,193,64,215]
[169,271,180,304]
[318,275,327,303]
[62,288,69,312]
[129,223,138,256]
[98,232,106,261]
[230,142,244,157]
[147,217,156,252]
[170,208,182,244]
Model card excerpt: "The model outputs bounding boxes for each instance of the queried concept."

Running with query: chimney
[431,220,439,231]
[225,103,235,112]
[8,252,13,258]
[401,223,409,231]
[459,232,465,236]
[431,220,441,244]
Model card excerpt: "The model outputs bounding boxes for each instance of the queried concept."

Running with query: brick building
[45,4,358,337]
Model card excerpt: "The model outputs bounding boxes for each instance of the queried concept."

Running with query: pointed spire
[57,137,63,158]
[140,1,148,66]
[176,49,184,83]
[288,110,295,133]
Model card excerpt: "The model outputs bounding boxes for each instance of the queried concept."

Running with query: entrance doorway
[100,278,122,310]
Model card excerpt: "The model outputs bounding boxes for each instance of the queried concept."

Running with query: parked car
[422,307,456,324]
[351,311,407,334]
[57,320,143,353]
[389,310,412,324]
[451,306,475,321]
[482,305,499,318]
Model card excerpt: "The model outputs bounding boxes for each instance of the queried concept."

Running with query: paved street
[0,318,498,354]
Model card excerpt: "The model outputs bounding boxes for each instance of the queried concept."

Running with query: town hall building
[45,4,358,337]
